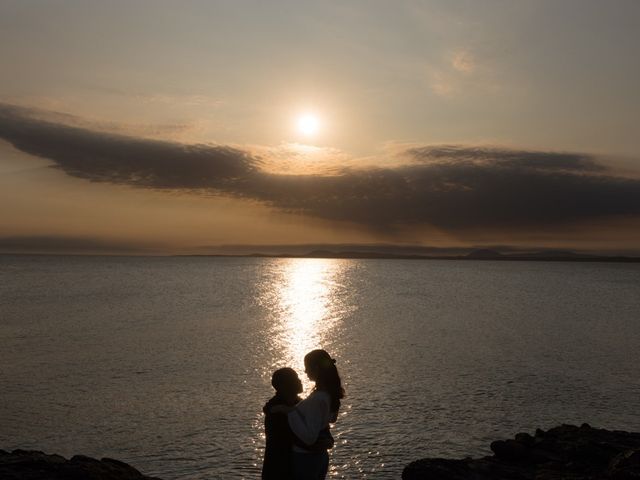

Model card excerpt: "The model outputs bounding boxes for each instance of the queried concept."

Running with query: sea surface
[1,255,640,479]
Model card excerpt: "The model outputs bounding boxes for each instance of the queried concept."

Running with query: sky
[1,0,639,254]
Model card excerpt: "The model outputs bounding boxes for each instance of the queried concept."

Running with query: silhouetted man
[262,368,303,480]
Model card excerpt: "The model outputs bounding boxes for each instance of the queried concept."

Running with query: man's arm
[269,404,295,414]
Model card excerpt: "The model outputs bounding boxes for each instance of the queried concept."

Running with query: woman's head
[304,349,344,414]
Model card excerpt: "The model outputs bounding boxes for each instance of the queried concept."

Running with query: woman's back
[288,390,332,451]
[289,349,344,480]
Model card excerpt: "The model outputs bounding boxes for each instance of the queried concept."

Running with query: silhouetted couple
[262,349,344,480]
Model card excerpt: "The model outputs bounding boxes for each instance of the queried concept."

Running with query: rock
[490,439,529,461]
[403,425,640,480]
[609,449,640,480]
[0,449,162,480]
[515,433,535,446]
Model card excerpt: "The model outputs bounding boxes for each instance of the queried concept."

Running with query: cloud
[428,48,503,98]
[0,103,259,190]
[1,103,639,233]
[451,50,475,74]
[428,49,475,97]
[429,70,455,97]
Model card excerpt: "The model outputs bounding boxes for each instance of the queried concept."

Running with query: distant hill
[262,248,639,263]
[466,249,504,259]
[520,250,594,258]
[179,244,640,263]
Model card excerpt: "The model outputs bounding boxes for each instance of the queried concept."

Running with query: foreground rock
[0,449,162,480]
[403,424,640,479]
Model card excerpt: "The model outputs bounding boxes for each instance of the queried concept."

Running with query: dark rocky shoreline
[403,424,640,479]
[0,450,161,480]
[3,425,639,479]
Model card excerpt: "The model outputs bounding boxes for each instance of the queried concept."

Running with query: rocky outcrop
[0,449,162,480]
[403,424,640,480]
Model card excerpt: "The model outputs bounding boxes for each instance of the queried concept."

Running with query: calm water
[1,255,640,479]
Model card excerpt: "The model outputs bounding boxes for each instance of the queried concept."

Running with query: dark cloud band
[1,103,639,231]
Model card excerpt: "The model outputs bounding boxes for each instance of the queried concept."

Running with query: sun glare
[296,113,320,137]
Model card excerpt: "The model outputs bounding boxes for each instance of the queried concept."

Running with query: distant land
[184,245,640,263]
[2,241,639,262]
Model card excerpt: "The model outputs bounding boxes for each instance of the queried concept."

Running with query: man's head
[271,367,303,399]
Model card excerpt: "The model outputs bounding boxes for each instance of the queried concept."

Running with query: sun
[296,113,320,137]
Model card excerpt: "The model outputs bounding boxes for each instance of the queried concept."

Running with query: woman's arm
[287,393,330,445]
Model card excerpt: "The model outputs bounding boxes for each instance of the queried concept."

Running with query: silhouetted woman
[287,349,344,480]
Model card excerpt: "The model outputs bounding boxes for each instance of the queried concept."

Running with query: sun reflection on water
[259,258,351,391]
[253,258,378,477]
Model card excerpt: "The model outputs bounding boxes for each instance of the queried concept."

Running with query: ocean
[1,255,639,479]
